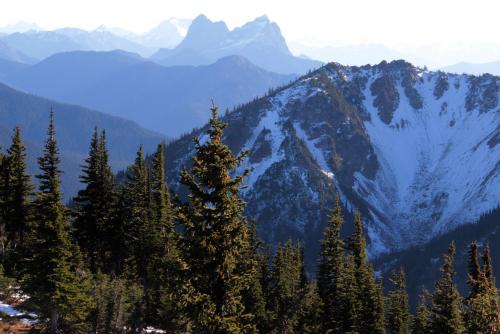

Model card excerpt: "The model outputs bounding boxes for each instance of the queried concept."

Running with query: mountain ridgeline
[0,82,164,198]
[0,50,296,136]
[150,14,322,74]
[162,60,499,265]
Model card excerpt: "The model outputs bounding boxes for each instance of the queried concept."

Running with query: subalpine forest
[0,107,498,334]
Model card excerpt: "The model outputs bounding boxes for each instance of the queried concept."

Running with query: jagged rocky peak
[178,14,230,50]
[164,60,499,262]
[229,15,291,54]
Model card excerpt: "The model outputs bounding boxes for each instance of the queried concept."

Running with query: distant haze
[0,0,499,67]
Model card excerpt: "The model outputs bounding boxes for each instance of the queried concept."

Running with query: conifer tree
[148,142,188,330]
[0,147,6,262]
[3,127,33,266]
[464,242,500,333]
[297,280,323,334]
[349,210,386,334]
[177,104,255,333]
[22,112,93,333]
[268,240,306,333]
[429,242,464,334]
[73,128,117,272]
[318,195,347,333]
[387,269,410,334]
[120,145,150,330]
[412,289,431,334]
[241,221,267,332]
[342,253,362,332]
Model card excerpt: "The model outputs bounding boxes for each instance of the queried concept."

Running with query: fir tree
[241,221,267,332]
[349,210,386,334]
[464,243,500,333]
[268,240,306,333]
[120,145,150,330]
[318,195,347,333]
[412,289,431,334]
[297,280,323,334]
[387,268,410,334]
[148,142,188,330]
[0,145,10,262]
[178,104,255,333]
[3,127,33,267]
[21,111,93,333]
[429,242,464,334]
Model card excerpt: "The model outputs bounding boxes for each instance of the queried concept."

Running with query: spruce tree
[149,142,188,330]
[412,289,431,334]
[268,240,306,333]
[3,127,33,266]
[429,242,464,334]
[178,105,255,333]
[74,129,118,273]
[120,145,150,330]
[297,280,323,334]
[0,148,5,257]
[22,112,93,333]
[318,195,347,333]
[349,210,386,334]
[241,221,267,332]
[464,243,500,333]
[387,269,410,334]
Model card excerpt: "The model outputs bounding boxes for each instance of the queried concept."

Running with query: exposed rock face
[164,60,500,262]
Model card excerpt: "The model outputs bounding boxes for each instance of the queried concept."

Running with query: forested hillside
[0,109,498,333]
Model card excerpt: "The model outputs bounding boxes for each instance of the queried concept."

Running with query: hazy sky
[1,0,498,48]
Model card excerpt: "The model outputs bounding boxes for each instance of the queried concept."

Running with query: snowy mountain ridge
[164,60,499,259]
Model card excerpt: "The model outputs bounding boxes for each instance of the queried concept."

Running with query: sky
[1,0,499,66]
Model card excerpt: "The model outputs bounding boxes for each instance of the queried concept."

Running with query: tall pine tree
[22,111,93,333]
[178,104,256,333]
[348,210,386,334]
[73,128,117,273]
[429,242,464,334]
[318,195,348,333]
[386,268,410,334]
[3,127,33,266]
[464,242,500,333]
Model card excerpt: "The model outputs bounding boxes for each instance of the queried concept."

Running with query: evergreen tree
[412,289,431,334]
[120,145,150,330]
[241,221,267,332]
[178,105,255,333]
[466,241,481,299]
[268,240,306,333]
[297,280,323,334]
[318,195,347,333]
[349,210,386,334]
[3,127,33,268]
[464,242,500,333]
[386,269,410,334]
[429,242,464,334]
[0,145,10,262]
[148,142,188,330]
[342,253,363,333]
[21,112,93,333]
[73,128,117,273]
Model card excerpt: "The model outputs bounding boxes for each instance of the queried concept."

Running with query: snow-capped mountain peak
[164,60,499,259]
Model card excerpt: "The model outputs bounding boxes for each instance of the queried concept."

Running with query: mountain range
[0,82,164,198]
[0,50,295,137]
[150,15,322,74]
[441,60,500,76]
[161,60,499,269]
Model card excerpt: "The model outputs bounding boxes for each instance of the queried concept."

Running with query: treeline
[0,108,498,333]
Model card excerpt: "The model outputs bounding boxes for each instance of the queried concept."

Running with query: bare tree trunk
[50,308,59,334]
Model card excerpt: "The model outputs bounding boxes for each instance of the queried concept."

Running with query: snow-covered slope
[164,60,499,260]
